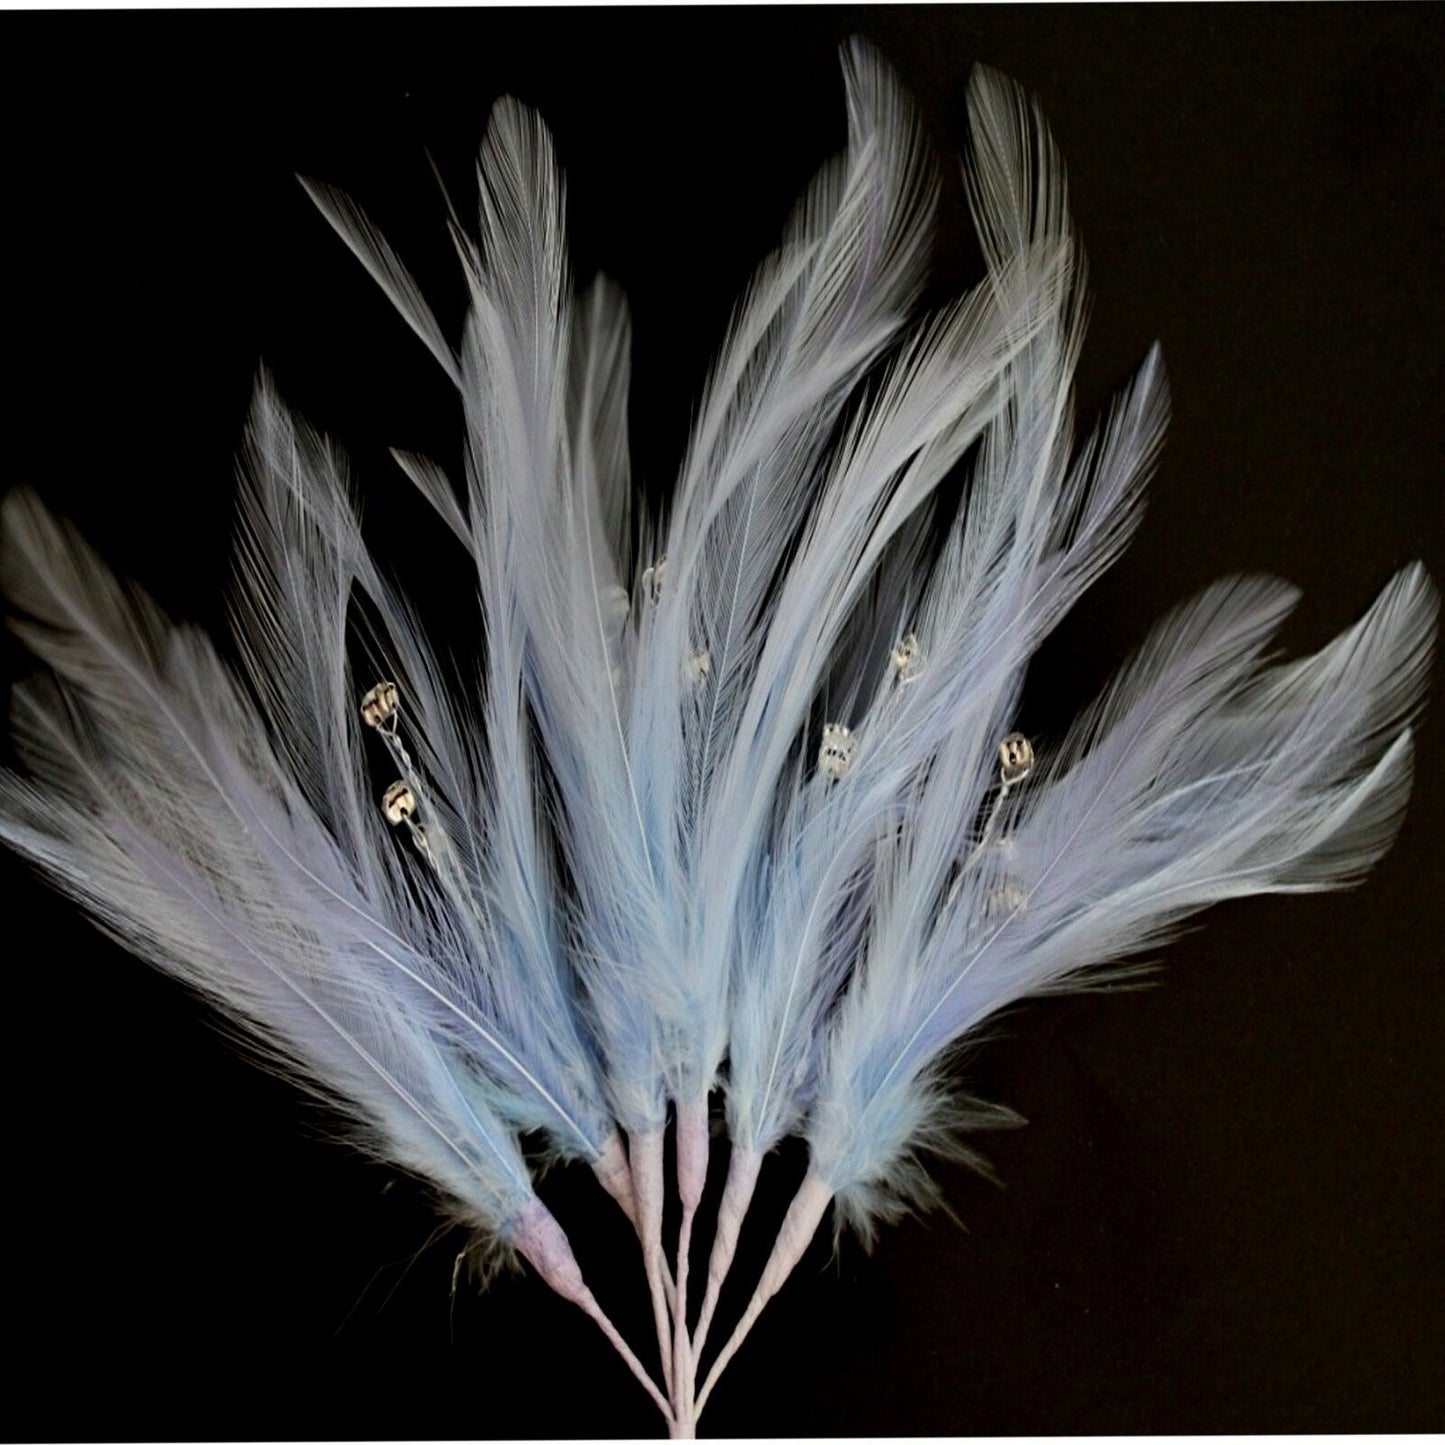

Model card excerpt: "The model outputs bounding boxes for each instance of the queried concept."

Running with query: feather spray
[0,40,1433,1439]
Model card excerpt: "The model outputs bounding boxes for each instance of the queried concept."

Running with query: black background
[2,6,1442,1439]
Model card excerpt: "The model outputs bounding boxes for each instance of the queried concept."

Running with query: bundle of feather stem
[0,46,1433,1438]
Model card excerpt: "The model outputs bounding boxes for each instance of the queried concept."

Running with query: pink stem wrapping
[694,1170,833,1420]
[590,1128,638,1227]
[670,1207,697,1439]
[510,1197,673,1426]
[689,1142,761,1362]
[630,1127,675,1394]
[596,1130,678,1310]
[670,1098,709,1437]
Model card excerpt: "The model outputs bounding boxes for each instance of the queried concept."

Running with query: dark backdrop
[2,7,1441,1439]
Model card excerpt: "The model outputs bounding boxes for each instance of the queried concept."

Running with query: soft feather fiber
[0,45,1433,1438]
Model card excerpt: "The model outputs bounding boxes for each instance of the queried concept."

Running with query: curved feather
[808,567,1435,1239]
[0,514,535,1244]
[454,95,669,1135]
[232,381,619,1164]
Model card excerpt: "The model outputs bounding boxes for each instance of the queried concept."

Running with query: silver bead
[891,632,922,682]
[642,556,668,602]
[998,732,1034,786]
[382,779,417,824]
[360,681,399,730]
[818,722,857,780]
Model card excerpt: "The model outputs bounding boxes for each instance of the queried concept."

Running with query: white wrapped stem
[630,1127,675,1393]
[590,1128,638,1226]
[671,1097,710,1436]
[509,1198,672,1423]
[690,1143,762,1360]
[675,1097,709,1213]
[695,1170,833,1419]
